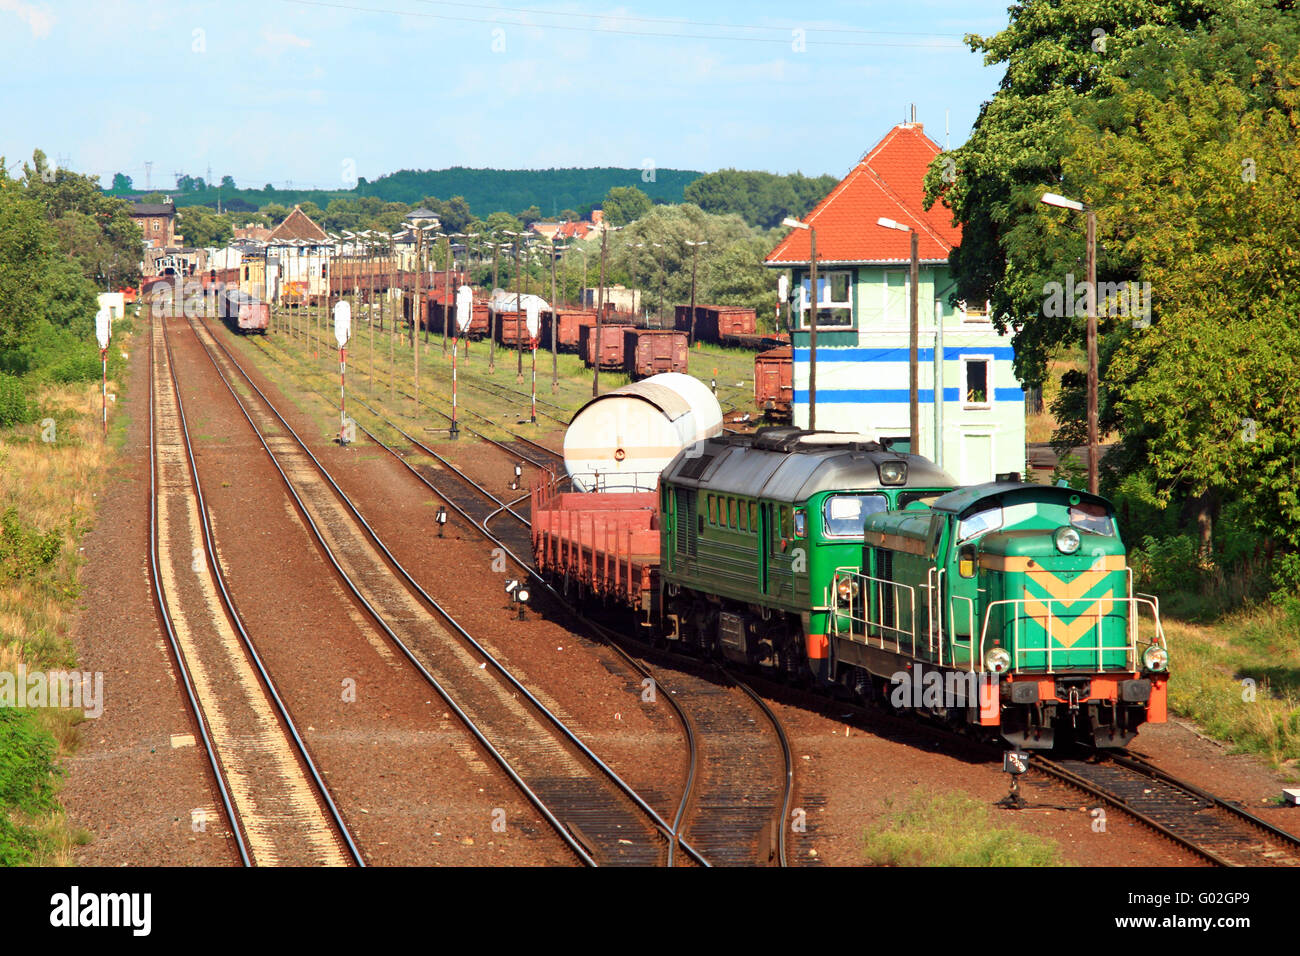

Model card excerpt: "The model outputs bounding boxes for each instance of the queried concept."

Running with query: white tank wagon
[563,372,723,492]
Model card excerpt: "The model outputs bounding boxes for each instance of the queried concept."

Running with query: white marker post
[525,298,540,424]
[451,285,474,440]
[334,301,352,445]
[95,306,111,439]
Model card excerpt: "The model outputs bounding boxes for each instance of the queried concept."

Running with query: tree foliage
[1061,12,1300,547]
[684,169,837,229]
[601,186,652,226]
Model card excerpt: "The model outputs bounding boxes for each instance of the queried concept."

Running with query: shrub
[0,508,62,581]
[0,374,29,427]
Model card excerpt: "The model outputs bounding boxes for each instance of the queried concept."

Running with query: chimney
[591,209,604,225]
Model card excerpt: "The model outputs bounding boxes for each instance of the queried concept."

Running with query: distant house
[765,122,1025,484]
[129,199,178,250]
[266,205,330,303]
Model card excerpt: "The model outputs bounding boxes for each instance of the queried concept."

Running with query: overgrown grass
[1163,605,1300,774]
[0,333,130,864]
[862,788,1065,866]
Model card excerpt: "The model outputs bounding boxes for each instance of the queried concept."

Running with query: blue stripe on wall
[793,346,1016,362]
[793,387,1024,404]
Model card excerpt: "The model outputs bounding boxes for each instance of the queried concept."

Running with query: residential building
[764,122,1026,484]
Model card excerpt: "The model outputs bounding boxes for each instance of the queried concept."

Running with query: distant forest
[102,165,838,231]
[104,166,703,220]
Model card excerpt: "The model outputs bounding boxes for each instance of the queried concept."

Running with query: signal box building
[764,122,1025,484]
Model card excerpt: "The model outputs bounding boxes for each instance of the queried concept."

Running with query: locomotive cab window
[739,501,749,532]
[957,506,1003,543]
[1070,501,1114,535]
[822,493,888,537]
[708,495,717,525]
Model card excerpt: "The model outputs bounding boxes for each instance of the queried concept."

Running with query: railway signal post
[525,298,540,424]
[95,306,110,440]
[334,301,352,445]
[451,285,474,440]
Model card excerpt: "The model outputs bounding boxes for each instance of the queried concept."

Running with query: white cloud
[0,0,55,38]
[262,27,312,50]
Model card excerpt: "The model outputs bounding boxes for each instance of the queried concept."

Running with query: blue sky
[1,0,1013,192]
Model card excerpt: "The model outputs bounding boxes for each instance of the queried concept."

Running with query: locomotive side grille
[674,488,698,557]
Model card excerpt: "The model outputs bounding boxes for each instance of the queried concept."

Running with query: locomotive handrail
[948,594,977,669]
[975,595,1165,674]
[831,569,917,658]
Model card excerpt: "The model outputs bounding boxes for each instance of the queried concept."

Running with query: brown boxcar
[674,304,759,344]
[541,309,598,350]
[624,329,688,379]
[429,298,491,339]
[579,323,626,369]
[531,479,660,613]
[754,346,793,420]
[494,310,540,349]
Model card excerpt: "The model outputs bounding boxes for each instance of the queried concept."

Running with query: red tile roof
[556,221,591,240]
[765,123,961,266]
[268,206,328,243]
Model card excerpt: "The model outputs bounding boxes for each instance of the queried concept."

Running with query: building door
[961,432,994,484]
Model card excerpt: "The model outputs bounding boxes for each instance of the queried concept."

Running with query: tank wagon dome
[563,372,723,492]
[662,427,957,502]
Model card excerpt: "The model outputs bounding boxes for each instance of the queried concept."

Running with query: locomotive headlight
[984,646,1012,674]
[1054,526,1081,554]
[878,460,908,486]
[836,577,856,604]
[1142,645,1169,672]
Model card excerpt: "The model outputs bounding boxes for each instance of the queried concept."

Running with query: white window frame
[961,355,993,409]
[799,269,853,330]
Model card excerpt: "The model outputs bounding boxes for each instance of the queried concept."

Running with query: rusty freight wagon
[624,329,688,379]
[673,304,758,344]
[579,323,627,369]
[754,346,793,420]
[540,309,599,350]
[431,297,491,338]
[531,478,661,616]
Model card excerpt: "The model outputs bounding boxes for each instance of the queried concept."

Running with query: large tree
[1060,14,1300,551]
[922,0,1227,389]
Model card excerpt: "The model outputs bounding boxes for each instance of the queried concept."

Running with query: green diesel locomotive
[836,482,1169,747]
[658,427,956,682]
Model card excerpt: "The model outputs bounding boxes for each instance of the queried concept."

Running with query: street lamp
[877,217,921,453]
[782,217,818,430]
[685,239,709,345]
[1040,191,1099,495]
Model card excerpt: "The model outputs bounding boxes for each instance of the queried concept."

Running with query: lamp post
[878,217,920,451]
[408,219,437,418]
[1041,192,1098,495]
[548,238,562,392]
[782,217,818,430]
[685,239,708,345]
[652,242,665,327]
[593,226,611,396]
[504,231,526,383]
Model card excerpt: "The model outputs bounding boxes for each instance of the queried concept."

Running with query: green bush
[0,374,29,427]
[0,508,62,581]
[0,709,60,866]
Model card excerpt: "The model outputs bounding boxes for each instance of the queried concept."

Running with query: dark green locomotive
[833,482,1170,747]
[658,427,956,681]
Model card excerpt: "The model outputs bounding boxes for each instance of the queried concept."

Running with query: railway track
[238,319,801,865]
[190,313,698,866]
[149,314,362,867]
[1030,751,1300,867]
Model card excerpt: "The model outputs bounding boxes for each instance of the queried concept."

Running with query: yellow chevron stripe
[1023,590,1115,647]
